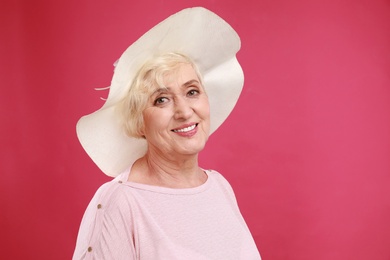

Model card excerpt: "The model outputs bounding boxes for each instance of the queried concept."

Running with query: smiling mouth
[172,123,198,133]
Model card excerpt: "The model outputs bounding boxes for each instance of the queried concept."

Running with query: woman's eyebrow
[151,79,200,96]
[151,88,169,96]
[182,79,200,87]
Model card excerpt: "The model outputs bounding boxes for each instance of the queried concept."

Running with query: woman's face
[141,63,210,158]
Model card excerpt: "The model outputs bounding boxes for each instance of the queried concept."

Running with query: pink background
[1,0,390,259]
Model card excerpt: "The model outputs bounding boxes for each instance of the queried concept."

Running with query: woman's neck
[128,152,207,188]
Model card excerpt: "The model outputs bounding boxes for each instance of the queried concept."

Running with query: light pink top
[73,169,261,259]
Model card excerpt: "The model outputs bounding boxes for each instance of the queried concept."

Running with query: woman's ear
[138,128,145,138]
[139,121,146,139]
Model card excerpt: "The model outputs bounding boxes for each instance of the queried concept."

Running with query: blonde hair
[118,52,203,138]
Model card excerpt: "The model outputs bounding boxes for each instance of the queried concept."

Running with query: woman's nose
[174,97,193,120]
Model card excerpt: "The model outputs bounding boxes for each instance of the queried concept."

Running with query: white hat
[76,7,243,177]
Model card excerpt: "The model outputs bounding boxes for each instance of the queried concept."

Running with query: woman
[73,7,261,260]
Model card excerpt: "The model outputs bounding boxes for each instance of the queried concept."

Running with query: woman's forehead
[162,64,200,85]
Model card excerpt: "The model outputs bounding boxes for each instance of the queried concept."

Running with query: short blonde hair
[118,52,203,138]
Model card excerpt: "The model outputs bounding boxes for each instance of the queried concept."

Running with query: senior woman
[73,7,261,260]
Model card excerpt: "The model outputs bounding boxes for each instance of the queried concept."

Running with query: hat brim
[76,7,243,177]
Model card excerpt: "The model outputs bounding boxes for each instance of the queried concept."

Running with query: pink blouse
[73,169,261,259]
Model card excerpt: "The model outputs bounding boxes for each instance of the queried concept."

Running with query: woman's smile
[172,123,198,133]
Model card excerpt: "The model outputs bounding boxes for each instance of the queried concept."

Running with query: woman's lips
[171,123,198,135]
[172,124,197,133]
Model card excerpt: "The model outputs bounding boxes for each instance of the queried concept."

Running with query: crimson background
[1,0,390,259]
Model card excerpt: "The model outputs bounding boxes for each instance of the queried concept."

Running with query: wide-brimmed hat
[76,7,243,177]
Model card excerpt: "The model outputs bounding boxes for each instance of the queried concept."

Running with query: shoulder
[77,175,137,234]
[73,179,137,259]
[207,169,236,198]
[89,178,135,214]
[207,169,233,187]
[88,168,132,204]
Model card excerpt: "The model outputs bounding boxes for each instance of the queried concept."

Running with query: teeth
[173,124,196,133]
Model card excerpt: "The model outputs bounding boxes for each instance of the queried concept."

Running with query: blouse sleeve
[73,181,137,260]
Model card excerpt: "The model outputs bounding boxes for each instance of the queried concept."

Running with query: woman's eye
[154,97,168,105]
[187,89,199,96]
